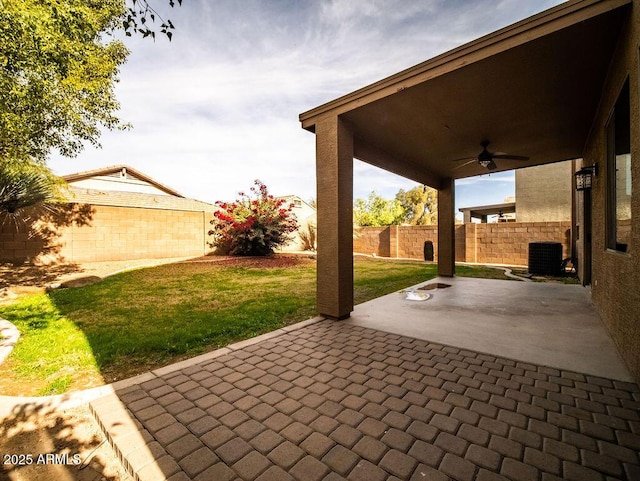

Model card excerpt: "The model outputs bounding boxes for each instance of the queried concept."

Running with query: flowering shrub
[208,180,298,256]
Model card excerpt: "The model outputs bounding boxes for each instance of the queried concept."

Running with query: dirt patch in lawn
[185,253,317,269]
[0,263,82,290]
[0,256,193,300]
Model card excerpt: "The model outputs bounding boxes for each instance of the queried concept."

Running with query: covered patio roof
[300,0,630,188]
[300,0,631,320]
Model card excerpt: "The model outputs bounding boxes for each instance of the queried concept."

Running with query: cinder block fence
[0,203,216,264]
[2,204,571,267]
[354,222,572,266]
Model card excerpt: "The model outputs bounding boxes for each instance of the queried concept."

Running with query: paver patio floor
[91,319,640,481]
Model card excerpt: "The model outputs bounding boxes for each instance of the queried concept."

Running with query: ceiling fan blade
[487,160,498,170]
[492,154,529,161]
[450,156,476,162]
[453,159,478,170]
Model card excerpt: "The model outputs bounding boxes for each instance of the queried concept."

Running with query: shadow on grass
[2,257,437,396]
[0,399,129,481]
[0,264,86,291]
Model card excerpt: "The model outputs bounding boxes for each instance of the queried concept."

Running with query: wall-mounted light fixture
[575,164,598,191]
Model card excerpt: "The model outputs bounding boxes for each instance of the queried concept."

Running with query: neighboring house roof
[277,195,316,225]
[277,195,315,211]
[67,187,216,212]
[63,165,184,197]
[459,202,516,221]
[62,165,216,212]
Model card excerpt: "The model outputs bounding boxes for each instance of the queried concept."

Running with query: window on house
[606,79,632,253]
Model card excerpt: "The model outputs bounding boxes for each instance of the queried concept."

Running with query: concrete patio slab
[90,319,640,481]
[347,277,633,382]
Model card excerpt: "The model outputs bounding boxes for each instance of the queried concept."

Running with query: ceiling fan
[453,140,529,171]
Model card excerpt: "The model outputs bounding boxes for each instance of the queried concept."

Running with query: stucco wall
[582,4,640,382]
[0,203,215,264]
[515,161,573,222]
[279,201,317,252]
[354,222,571,266]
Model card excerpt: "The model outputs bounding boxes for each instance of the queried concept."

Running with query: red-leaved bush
[208,180,298,256]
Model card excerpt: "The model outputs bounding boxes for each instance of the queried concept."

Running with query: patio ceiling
[300,0,630,188]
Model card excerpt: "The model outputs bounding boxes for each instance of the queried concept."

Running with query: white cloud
[49,0,565,209]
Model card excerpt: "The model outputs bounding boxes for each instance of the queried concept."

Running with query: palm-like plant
[0,161,64,221]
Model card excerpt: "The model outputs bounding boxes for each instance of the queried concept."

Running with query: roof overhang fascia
[299,0,631,132]
[458,202,517,215]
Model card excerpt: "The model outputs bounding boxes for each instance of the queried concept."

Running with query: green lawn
[0,257,457,395]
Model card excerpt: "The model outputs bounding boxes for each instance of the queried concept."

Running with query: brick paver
[91,319,640,481]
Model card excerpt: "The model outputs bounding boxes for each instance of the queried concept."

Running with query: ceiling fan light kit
[452,140,530,171]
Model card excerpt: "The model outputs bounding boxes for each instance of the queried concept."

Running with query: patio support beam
[315,115,354,319]
[438,177,456,277]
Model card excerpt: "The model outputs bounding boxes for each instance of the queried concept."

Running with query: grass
[2,257,563,396]
[0,257,446,395]
[0,294,101,395]
[454,265,515,280]
[457,265,580,284]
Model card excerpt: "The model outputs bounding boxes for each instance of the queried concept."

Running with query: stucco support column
[438,177,455,277]
[315,115,354,319]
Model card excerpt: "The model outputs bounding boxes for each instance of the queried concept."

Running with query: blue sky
[49,0,564,214]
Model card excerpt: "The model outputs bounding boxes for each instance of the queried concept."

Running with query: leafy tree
[0,1,181,217]
[209,180,299,256]
[354,191,406,227]
[0,0,130,165]
[0,0,183,169]
[396,185,438,225]
[123,0,182,41]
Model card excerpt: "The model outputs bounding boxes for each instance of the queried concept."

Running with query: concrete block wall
[0,204,91,263]
[353,227,391,257]
[392,225,468,262]
[0,230,48,262]
[465,222,572,265]
[397,226,437,259]
[355,221,571,266]
[354,226,435,259]
[0,203,215,264]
